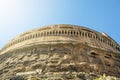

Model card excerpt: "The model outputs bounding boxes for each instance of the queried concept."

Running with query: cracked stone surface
[0,24,120,79]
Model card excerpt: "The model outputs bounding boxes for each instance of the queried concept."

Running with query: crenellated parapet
[1,24,120,54]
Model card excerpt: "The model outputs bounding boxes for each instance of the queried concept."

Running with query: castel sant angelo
[0,24,120,80]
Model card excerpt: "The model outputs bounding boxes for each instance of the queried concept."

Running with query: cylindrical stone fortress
[0,24,120,79]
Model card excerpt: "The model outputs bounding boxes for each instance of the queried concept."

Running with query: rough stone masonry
[0,24,120,79]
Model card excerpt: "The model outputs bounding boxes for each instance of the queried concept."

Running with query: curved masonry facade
[1,24,120,54]
[0,24,120,79]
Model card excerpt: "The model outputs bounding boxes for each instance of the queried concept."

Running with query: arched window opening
[111,43,113,47]
[33,34,35,38]
[74,31,76,35]
[44,32,46,36]
[56,31,58,35]
[88,33,90,37]
[26,36,29,40]
[15,40,17,44]
[91,34,93,38]
[18,39,21,42]
[116,46,118,50]
[76,32,78,35]
[23,37,25,41]
[36,33,38,37]
[103,39,105,43]
[41,33,43,36]
[105,40,107,44]
[93,35,95,38]
[24,37,26,40]
[82,32,84,36]
[29,34,33,39]
[21,38,23,41]
[100,38,102,42]
[95,36,98,39]
[102,39,104,42]
[106,40,108,45]
[116,46,120,51]
[65,30,67,34]
[68,31,70,35]
[62,30,64,34]
[71,31,73,34]
[90,34,92,38]
[29,35,31,39]
[21,38,24,41]
[108,42,110,46]
[11,42,13,46]
[110,43,113,47]
[38,33,40,37]
[16,40,18,44]
[47,32,49,36]
[50,31,52,35]
[59,31,61,35]
[13,42,15,45]
[9,44,11,47]
[79,32,81,36]
[53,31,55,35]
[85,33,87,37]
[118,48,120,51]
[20,39,22,42]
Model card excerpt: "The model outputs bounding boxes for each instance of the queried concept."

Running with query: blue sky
[0,0,120,48]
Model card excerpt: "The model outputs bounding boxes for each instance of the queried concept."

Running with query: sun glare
[0,0,22,18]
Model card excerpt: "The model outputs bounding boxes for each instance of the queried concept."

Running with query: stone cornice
[1,24,120,54]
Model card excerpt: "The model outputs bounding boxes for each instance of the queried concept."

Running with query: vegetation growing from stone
[94,74,117,80]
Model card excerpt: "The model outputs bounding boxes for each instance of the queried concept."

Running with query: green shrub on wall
[94,74,116,80]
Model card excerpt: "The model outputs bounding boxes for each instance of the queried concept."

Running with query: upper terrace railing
[1,24,120,53]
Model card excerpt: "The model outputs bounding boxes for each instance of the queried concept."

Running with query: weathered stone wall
[0,43,120,79]
[0,24,120,79]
